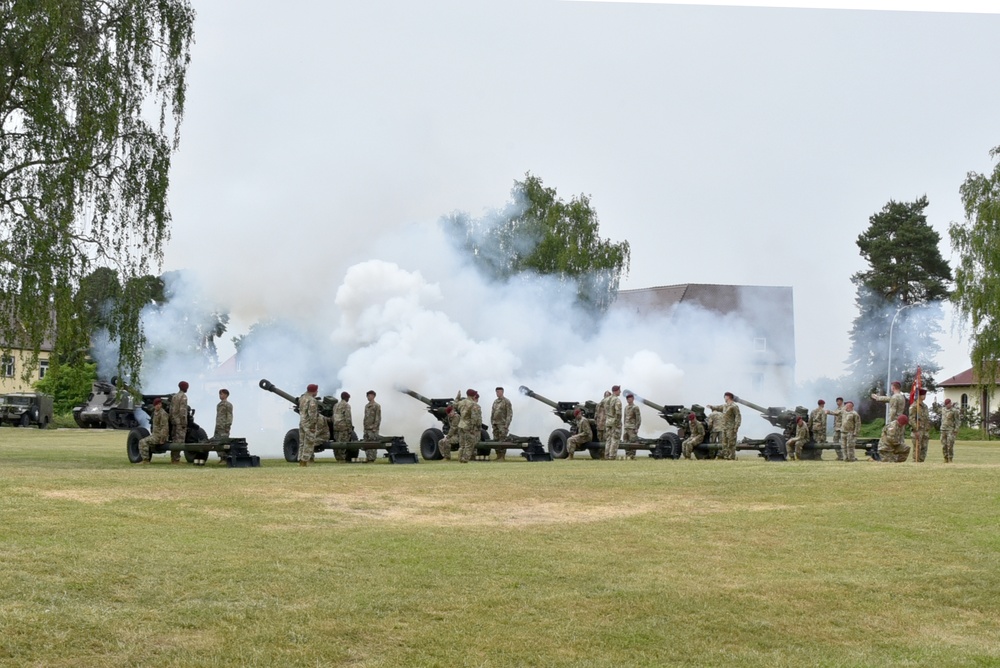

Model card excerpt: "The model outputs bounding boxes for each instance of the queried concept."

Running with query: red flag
[909,367,923,404]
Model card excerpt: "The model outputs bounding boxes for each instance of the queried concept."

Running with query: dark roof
[938,367,1000,387]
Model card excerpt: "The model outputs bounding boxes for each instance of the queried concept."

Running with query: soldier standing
[707,392,741,460]
[458,389,482,464]
[872,381,906,424]
[908,388,930,462]
[138,398,169,464]
[168,381,189,464]
[566,408,593,459]
[333,391,354,461]
[213,388,233,465]
[439,405,460,460]
[595,391,610,442]
[940,398,959,463]
[363,390,381,463]
[298,384,320,467]
[491,387,513,461]
[809,400,828,444]
[826,397,846,460]
[879,414,911,463]
[623,392,642,460]
[840,400,861,462]
[786,417,810,461]
[681,412,705,460]
[706,407,723,444]
[603,385,623,460]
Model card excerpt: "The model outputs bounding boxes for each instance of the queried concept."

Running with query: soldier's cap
[625,392,634,398]
[153,398,162,405]
[845,400,854,407]
[307,383,318,392]
[366,390,376,397]
[688,412,696,420]
[219,388,229,396]
[891,381,902,389]
[178,381,189,391]
[944,398,952,405]
[612,385,621,392]
[918,388,927,395]
[836,397,844,402]
[495,386,504,392]
[445,406,453,414]
[724,391,734,400]
[466,388,476,397]
[897,414,909,425]
[341,391,350,400]
[574,408,582,416]
[818,399,825,405]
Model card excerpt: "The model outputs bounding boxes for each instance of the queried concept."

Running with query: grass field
[1,429,999,667]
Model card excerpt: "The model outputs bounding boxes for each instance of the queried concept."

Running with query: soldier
[603,385,623,460]
[212,388,233,465]
[681,412,705,460]
[841,400,861,462]
[872,381,906,424]
[706,406,723,444]
[491,386,513,461]
[785,417,810,461]
[623,392,642,460]
[566,408,593,459]
[908,388,930,463]
[595,390,610,442]
[138,398,169,463]
[809,399,828,444]
[168,381,189,464]
[826,397,846,460]
[363,390,381,463]
[940,398,959,463]
[457,389,482,464]
[879,414,911,463]
[298,384,320,467]
[707,392,741,460]
[439,405,460,460]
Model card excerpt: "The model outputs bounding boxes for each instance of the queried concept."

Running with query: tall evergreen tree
[845,196,952,396]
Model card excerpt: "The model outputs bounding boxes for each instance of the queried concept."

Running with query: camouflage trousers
[842,434,858,462]
[720,429,737,460]
[364,429,379,462]
[138,436,166,461]
[566,433,590,457]
[213,427,230,461]
[879,438,910,463]
[458,429,480,463]
[439,434,457,460]
[710,431,721,445]
[169,419,186,462]
[492,424,508,460]
[596,427,606,443]
[624,428,638,459]
[941,431,956,462]
[911,431,929,462]
[682,435,703,459]
[333,427,352,461]
[298,427,318,463]
[604,428,621,459]
[786,436,807,460]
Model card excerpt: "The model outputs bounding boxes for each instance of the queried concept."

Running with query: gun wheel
[547,429,570,459]
[283,429,300,463]
[419,428,445,460]
[127,427,149,464]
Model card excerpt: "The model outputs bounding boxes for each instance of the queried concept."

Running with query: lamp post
[885,303,915,421]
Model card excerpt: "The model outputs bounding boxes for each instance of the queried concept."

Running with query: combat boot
[299,460,308,467]
[567,452,574,460]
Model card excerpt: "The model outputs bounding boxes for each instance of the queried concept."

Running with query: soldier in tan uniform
[595,391,610,442]
[298,384,320,467]
[786,417,810,461]
[623,392,642,460]
[940,398,959,463]
[872,381,906,424]
[458,389,482,464]
[809,399,828,444]
[333,391,354,461]
[603,386,623,460]
[681,412,705,460]
[706,407,723,444]
[168,381,189,464]
[566,408,593,459]
[826,397,845,460]
[138,398,169,463]
[439,405,460,460]
[213,388,233,465]
[363,390,381,463]
[908,388,930,462]
[840,400,861,462]
[879,414,911,463]
[491,387,513,461]
[707,392,741,460]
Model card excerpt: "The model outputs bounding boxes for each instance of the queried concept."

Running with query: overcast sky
[162,0,1000,383]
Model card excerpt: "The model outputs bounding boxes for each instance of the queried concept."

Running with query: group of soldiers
[871,381,959,463]
[437,387,513,463]
[137,381,234,464]
[296,385,382,466]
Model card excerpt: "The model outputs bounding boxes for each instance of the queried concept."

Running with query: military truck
[0,392,53,428]
[260,379,418,464]
[125,391,259,467]
[400,388,551,462]
[519,386,676,459]
[73,379,140,429]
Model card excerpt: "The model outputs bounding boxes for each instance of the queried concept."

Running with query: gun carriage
[400,389,551,462]
[261,379,418,464]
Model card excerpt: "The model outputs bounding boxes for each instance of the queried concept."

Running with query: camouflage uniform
[491,394,513,461]
[786,421,810,460]
[333,399,353,461]
[706,409,722,444]
[298,392,320,464]
[707,401,740,460]
[566,413,593,459]
[139,404,169,462]
[841,408,861,462]
[623,401,642,459]
[828,402,845,460]
[440,408,461,460]
[595,399,607,443]
[878,420,910,463]
[168,390,188,463]
[940,404,958,463]
[872,391,906,424]
[603,394,623,459]
[213,396,233,463]
[681,419,705,460]
[908,400,930,463]
[363,399,381,462]
[457,397,482,463]
[809,406,827,443]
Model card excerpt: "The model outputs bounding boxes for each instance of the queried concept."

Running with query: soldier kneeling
[566,408,592,460]
[878,414,911,463]
[138,398,169,464]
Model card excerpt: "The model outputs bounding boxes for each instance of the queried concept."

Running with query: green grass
[2,430,999,667]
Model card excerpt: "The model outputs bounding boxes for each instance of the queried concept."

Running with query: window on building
[236,359,243,373]
[753,337,767,352]
[961,393,969,410]
[750,372,764,392]
[1,356,13,378]
[39,359,49,379]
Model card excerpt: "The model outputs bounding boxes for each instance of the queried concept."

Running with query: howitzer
[625,391,712,459]
[400,388,551,462]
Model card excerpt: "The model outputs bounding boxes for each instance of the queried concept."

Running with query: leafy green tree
[845,196,952,395]
[950,145,1000,388]
[446,174,631,314]
[0,0,195,380]
[35,359,97,415]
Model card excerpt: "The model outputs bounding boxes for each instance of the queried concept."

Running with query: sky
[161,0,1000,390]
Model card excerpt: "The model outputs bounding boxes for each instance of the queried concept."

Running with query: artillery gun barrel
[399,388,433,406]
[258,379,298,406]
[625,390,665,413]
[733,395,767,414]
[518,386,559,409]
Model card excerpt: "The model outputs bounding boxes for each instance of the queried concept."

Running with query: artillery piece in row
[260,379,418,464]
[520,386,680,459]
[126,392,259,467]
[400,389,551,462]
